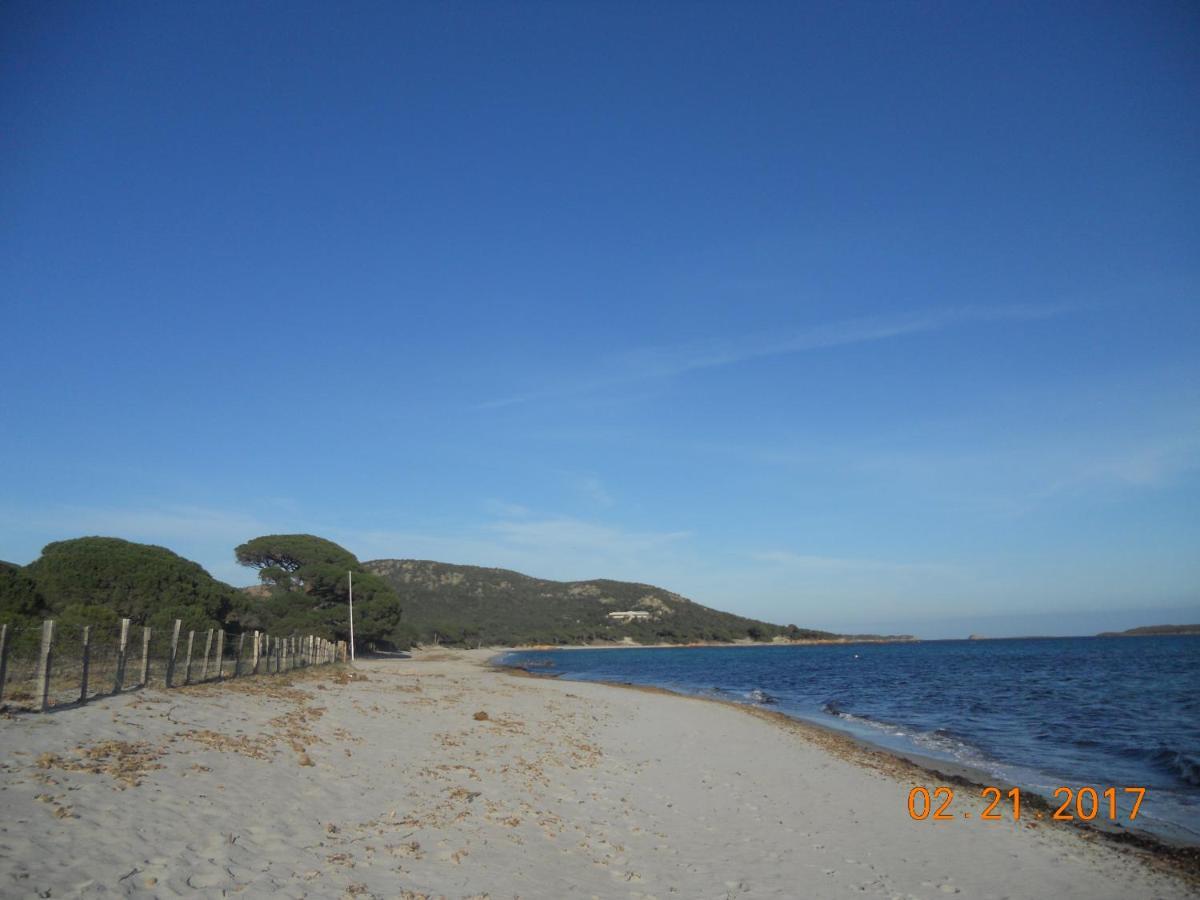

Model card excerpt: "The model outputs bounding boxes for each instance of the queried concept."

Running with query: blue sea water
[497,637,1200,843]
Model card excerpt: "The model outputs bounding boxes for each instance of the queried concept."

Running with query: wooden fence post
[0,623,9,707]
[276,636,283,673]
[37,619,55,711]
[78,625,91,704]
[234,632,245,677]
[251,631,260,675]
[215,630,225,679]
[200,629,213,681]
[184,630,195,685]
[165,619,181,688]
[139,627,151,687]
[114,618,130,693]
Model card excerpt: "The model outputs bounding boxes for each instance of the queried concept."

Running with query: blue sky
[2,2,1197,638]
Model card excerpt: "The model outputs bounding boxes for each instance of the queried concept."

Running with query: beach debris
[473,710,490,721]
[34,741,165,788]
[330,670,369,685]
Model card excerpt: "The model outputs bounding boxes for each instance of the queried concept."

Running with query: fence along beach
[0,618,347,712]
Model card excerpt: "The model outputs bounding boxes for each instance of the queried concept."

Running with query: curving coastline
[0,648,1194,898]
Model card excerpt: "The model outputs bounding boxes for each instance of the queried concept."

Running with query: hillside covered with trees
[365,558,834,646]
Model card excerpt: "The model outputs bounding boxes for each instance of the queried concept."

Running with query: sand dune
[0,649,1193,899]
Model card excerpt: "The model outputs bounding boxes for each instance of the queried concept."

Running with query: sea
[497,636,1200,844]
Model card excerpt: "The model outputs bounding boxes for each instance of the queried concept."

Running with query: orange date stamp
[907,786,1146,822]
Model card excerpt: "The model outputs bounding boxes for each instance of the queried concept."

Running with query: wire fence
[0,619,346,713]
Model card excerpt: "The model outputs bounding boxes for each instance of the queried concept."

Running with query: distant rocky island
[1096,624,1200,637]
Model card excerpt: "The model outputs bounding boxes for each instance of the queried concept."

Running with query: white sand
[0,649,1193,899]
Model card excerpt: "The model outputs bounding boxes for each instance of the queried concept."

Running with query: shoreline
[0,648,1195,898]
[493,646,1200,850]
[507,637,917,650]
[490,655,1200,872]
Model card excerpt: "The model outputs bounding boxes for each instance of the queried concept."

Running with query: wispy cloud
[750,550,957,578]
[478,304,1077,408]
[485,516,687,553]
[481,499,534,518]
[575,474,615,508]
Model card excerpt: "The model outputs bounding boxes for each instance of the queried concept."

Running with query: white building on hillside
[606,610,652,623]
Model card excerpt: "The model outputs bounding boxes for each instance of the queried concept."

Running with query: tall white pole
[348,569,356,663]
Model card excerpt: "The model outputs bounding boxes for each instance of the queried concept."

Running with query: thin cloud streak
[477,304,1079,409]
[750,550,958,578]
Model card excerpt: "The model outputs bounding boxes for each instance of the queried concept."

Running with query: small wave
[1150,748,1200,787]
[748,689,778,705]
[821,701,895,731]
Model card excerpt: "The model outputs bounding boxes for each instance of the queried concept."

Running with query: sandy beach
[0,649,1194,899]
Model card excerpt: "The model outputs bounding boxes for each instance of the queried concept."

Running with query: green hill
[365,558,834,647]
